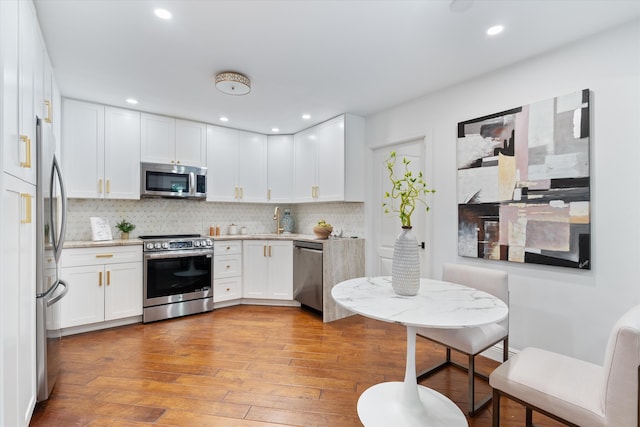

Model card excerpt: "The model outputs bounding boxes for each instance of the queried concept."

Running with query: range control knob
[154,242,161,249]
[194,241,201,247]
[162,242,169,249]
[205,239,213,246]
[146,243,154,250]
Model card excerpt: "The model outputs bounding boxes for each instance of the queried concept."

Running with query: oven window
[146,171,190,194]
[146,255,212,299]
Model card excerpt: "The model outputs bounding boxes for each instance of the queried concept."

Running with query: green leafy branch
[382,151,435,227]
[115,219,136,233]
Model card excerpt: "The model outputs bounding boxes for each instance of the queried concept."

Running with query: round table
[331,276,508,427]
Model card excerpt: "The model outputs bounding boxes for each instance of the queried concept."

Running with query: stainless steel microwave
[140,162,207,199]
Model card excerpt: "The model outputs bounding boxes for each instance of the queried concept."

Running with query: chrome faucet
[273,206,284,235]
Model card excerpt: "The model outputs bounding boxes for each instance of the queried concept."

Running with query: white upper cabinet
[62,99,141,199]
[267,135,293,203]
[2,0,37,185]
[141,113,206,167]
[293,114,364,203]
[206,125,267,202]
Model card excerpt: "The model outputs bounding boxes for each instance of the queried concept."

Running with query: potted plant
[382,151,435,295]
[115,219,135,240]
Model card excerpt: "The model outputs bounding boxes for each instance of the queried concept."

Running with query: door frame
[365,130,434,279]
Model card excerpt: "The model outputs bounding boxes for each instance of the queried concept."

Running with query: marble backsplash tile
[66,199,364,241]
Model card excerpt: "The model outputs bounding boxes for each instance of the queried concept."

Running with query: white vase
[391,226,420,296]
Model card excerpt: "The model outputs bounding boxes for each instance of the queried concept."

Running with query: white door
[104,107,140,199]
[373,140,429,278]
[104,262,142,321]
[175,119,206,167]
[237,130,267,202]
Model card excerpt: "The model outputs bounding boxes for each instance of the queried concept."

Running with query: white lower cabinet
[213,240,242,302]
[1,173,36,427]
[59,246,142,329]
[242,240,293,300]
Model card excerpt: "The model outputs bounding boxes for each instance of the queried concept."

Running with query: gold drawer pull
[99,271,103,286]
[107,271,111,285]
[19,135,32,168]
[20,194,32,224]
[44,100,52,123]
[226,265,230,269]
[95,254,114,258]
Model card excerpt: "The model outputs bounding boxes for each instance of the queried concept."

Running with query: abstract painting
[457,89,590,269]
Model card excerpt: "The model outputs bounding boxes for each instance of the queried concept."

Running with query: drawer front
[214,240,242,255]
[213,254,241,279]
[61,246,142,268]
[213,277,241,302]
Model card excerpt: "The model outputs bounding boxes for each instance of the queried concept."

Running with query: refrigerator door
[36,117,68,402]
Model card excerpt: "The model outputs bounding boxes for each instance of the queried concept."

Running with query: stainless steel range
[140,234,214,323]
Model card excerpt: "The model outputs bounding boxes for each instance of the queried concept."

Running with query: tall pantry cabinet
[1,1,60,425]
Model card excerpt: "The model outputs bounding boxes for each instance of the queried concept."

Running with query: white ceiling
[34,0,640,135]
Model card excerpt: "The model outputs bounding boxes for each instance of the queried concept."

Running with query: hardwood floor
[31,305,563,426]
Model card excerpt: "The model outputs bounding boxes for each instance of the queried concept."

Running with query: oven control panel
[143,238,213,252]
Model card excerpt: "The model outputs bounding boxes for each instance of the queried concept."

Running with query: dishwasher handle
[296,247,323,255]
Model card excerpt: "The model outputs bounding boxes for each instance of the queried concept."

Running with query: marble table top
[331,276,508,329]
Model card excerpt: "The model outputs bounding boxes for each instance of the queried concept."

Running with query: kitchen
[2,0,640,426]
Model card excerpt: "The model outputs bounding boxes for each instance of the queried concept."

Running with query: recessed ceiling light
[302,114,311,120]
[154,8,172,20]
[271,128,279,133]
[125,98,138,105]
[219,116,229,122]
[487,25,504,36]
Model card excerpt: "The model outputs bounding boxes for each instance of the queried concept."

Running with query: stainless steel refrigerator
[35,117,68,402]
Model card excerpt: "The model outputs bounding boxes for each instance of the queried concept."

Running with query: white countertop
[63,234,361,249]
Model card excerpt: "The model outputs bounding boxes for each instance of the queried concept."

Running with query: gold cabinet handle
[267,188,271,201]
[99,271,103,287]
[44,100,52,123]
[234,186,239,199]
[106,179,110,194]
[268,245,272,257]
[171,160,175,164]
[98,179,103,194]
[226,246,231,251]
[239,187,243,199]
[226,265,230,269]
[20,194,32,224]
[226,288,230,292]
[19,135,32,168]
[107,271,111,286]
[95,254,114,258]
[263,245,267,257]
[176,160,181,164]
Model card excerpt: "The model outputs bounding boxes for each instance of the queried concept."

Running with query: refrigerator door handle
[46,279,68,307]
[50,155,67,263]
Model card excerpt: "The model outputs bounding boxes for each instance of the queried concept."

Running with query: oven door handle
[144,249,213,260]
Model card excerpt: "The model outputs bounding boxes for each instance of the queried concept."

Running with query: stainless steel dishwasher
[293,241,323,312]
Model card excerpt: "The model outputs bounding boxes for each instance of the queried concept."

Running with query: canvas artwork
[457,89,590,269]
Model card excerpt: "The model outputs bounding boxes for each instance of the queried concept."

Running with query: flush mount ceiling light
[154,8,172,20]
[214,72,251,95]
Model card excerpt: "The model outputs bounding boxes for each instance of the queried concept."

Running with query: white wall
[364,19,640,364]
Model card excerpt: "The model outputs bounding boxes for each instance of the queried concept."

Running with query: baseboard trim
[481,343,518,362]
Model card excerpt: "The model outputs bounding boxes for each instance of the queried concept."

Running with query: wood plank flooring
[30,305,564,426]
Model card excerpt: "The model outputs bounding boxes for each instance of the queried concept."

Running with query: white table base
[356,325,467,426]
[357,382,467,427]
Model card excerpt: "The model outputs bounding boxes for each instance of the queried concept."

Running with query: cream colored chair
[416,263,509,416]
[490,304,640,427]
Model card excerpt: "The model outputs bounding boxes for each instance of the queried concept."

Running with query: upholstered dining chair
[416,263,509,416]
[490,304,640,427]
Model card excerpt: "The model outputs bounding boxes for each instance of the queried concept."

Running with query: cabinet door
[104,262,142,321]
[175,119,206,167]
[267,135,293,203]
[293,128,317,202]
[316,116,345,201]
[206,125,238,202]
[267,241,293,300]
[242,241,269,298]
[18,0,36,185]
[105,107,140,199]
[237,130,267,202]
[1,173,36,427]
[141,113,175,164]
[62,99,104,198]
[60,265,105,328]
